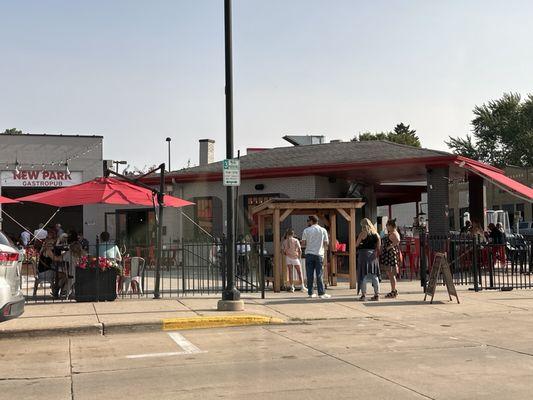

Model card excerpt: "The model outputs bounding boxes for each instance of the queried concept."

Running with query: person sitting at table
[98,231,122,263]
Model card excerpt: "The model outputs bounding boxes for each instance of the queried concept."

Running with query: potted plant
[75,256,121,302]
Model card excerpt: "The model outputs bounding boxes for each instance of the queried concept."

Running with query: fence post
[260,240,265,299]
[419,231,427,292]
[472,236,480,292]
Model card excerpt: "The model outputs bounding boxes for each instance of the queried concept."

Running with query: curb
[0,323,104,339]
[0,315,286,338]
[162,315,284,331]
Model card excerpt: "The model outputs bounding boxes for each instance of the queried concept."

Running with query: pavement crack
[0,376,70,382]
[177,299,201,316]
[485,344,533,357]
[92,303,101,323]
[69,338,74,400]
[264,326,436,400]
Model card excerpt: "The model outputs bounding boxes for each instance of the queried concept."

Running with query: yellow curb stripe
[162,315,284,331]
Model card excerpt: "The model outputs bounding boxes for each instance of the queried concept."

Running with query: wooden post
[273,208,281,292]
[349,208,356,289]
[258,215,264,241]
[330,213,338,286]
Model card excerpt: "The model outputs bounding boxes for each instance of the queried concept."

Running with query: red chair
[398,240,409,278]
[148,246,155,266]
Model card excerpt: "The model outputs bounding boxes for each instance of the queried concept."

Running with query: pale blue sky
[1,0,532,170]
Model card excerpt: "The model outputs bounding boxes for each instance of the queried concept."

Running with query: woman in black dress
[380,219,401,298]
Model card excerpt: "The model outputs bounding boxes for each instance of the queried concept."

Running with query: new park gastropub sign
[1,170,83,188]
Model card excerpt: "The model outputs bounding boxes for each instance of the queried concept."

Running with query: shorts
[285,256,301,266]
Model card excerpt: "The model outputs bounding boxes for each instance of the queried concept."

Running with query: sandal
[385,292,395,298]
[370,294,379,301]
[359,295,366,301]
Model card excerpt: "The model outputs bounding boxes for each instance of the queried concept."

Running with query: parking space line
[168,332,203,354]
[125,332,206,359]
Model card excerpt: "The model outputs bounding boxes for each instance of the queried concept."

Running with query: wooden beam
[267,202,365,210]
[337,208,351,222]
[273,208,281,293]
[349,208,357,289]
[330,213,338,286]
[280,208,293,222]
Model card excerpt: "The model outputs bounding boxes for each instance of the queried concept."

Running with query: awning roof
[460,159,533,202]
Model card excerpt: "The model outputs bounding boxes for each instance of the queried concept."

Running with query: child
[282,228,306,292]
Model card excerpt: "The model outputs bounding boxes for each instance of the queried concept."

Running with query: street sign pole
[218,0,243,311]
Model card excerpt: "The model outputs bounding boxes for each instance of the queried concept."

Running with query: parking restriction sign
[223,159,240,186]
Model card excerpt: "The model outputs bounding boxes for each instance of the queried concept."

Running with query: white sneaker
[289,285,295,293]
[308,293,318,298]
[299,286,307,292]
[319,294,331,299]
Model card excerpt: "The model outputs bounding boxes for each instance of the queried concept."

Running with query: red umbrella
[15,177,193,208]
[0,195,18,204]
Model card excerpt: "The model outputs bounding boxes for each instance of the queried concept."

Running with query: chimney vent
[199,139,215,166]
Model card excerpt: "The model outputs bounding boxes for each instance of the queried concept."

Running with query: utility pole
[218,0,243,311]
[165,137,171,172]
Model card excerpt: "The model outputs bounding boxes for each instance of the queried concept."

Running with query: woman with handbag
[380,219,401,298]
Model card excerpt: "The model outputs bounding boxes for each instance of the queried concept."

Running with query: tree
[2,128,23,134]
[447,93,533,167]
[352,122,421,147]
[391,123,421,147]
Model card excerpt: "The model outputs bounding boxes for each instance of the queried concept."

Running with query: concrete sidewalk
[2,281,533,337]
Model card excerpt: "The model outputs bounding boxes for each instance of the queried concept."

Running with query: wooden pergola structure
[252,198,365,292]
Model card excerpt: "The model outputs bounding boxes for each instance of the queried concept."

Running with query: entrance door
[115,209,155,247]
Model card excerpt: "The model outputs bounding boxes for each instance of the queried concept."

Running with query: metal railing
[20,239,260,303]
[424,234,532,291]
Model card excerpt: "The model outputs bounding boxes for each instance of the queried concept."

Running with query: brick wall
[427,167,450,236]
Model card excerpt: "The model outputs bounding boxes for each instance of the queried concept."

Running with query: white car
[0,231,24,321]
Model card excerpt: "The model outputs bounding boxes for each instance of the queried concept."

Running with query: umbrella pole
[154,164,165,299]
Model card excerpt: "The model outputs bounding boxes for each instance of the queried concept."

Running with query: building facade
[0,133,104,242]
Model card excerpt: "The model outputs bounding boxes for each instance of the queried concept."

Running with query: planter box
[75,268,118,302]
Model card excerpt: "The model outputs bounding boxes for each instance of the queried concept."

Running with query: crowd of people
[12,223,123,299]
[280,215,403,301]
[460,220,506,244]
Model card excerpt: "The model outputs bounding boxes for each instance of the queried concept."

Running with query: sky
[1,0,532,171]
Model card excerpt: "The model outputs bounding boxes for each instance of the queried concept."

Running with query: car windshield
[0,231,14,247]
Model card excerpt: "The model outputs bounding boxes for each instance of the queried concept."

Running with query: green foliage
[1,128,23,134]
[352,123,421,147]
[447,93,533,167]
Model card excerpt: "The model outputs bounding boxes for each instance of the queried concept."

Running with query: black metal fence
[21,239,261,303]
[425,234,533,291]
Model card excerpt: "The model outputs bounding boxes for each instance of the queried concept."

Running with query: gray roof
[170,140,452,176]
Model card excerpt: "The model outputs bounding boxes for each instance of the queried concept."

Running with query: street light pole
[218,0,243,311]
[165,137,171,172]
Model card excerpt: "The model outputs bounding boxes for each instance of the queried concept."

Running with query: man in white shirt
[20,230,31,247]
[301,215,331,299]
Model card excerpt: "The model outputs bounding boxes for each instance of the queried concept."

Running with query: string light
[2,142,102,170]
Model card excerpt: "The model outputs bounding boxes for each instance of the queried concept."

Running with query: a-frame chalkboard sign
[424,252,460,304]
